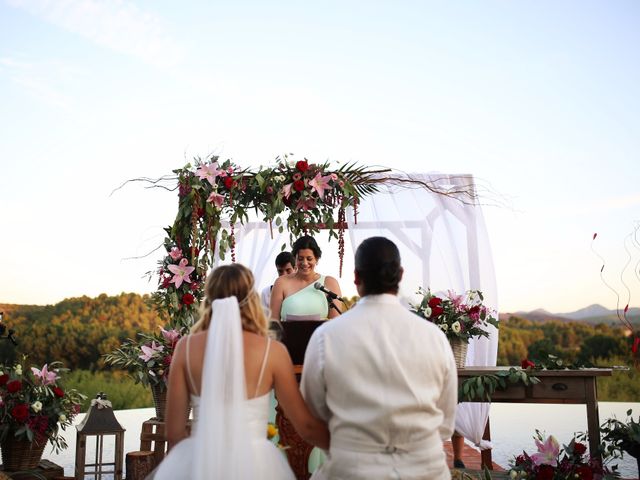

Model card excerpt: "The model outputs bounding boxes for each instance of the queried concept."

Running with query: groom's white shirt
[301,293,457,480]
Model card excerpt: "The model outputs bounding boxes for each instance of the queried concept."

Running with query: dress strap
[254,337,271,397]
[185,335,199,396]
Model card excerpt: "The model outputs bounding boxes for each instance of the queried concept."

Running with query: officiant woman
[270,235,344,322]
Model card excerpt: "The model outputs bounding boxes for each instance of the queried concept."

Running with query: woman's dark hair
[291,235,322,259]
[355,237,402,295]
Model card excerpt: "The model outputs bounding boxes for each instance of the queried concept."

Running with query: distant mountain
[502,303,640,325]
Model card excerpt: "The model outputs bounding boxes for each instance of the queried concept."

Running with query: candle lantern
[75,392,125,480]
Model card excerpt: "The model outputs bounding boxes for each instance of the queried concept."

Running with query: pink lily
[447,290,464,309]
[530,435,560,466]
[196,162,222,185]
[282,183,293,199]
[309,172,333,200]
[169,247,183,260]
[161,328,181,347]
[296,197,317,211]
[207,191,225,208]
[167,258,195,288]
[139,341,164,362]
[31,364,59,386]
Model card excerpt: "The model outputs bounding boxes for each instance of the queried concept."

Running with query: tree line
[1,295,637,403]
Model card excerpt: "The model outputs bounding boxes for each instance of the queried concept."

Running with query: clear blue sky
[1,0,639,313]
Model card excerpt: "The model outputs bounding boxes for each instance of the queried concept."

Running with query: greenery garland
[458,367,541,403]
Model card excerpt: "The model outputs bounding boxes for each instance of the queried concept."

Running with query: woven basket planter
[449,337,468,369]
[1,435,47,471]
[151,383,167,421]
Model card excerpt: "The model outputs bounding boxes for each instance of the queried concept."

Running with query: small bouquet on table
[0,357,85,471]
[411,288,499,368]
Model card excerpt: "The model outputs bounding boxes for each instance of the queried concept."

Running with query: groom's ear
[398,267,404,283]
[353,270,361,286]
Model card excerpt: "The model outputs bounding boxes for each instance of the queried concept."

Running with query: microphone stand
[326,295,343,315]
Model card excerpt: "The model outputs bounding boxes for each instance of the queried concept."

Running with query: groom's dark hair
[355,237,402,295]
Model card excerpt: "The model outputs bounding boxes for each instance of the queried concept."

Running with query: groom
[301,236,458,480]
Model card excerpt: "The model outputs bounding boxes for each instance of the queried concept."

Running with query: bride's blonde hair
[191,263,268,336]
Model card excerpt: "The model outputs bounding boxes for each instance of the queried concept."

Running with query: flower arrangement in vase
[0,356,85,469]
[411,288,499,367]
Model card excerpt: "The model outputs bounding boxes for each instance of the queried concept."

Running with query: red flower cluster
[293,179,305,192]
[428,297,444,317]
[521,358,536,369]
[509,436,610,480]
[181,293,195,305]
[7,380,22,393]
[11,403,29,422]
[295,160,309,172]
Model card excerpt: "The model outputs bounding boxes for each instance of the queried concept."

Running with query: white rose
[59,414,67,423]
[509,471,517,479]
[424,307,432,317]
[31,401,43,413]
[14,365,22,375]
[0,370,3,376]
[451,321,461,333]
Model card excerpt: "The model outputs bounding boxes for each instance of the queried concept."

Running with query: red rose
[163,355,172,366]
[535,464,555,480]
[7,380,22,393]
[575,465,593,480]
[515,454,527,466]
[182,293,195,305]
[428,297,442,308]
[293,180,305,192]
[190,282,199,291]
[52,386,64,398]
[295,160,309,172]
[160,276,172,289]
[11,403,29,422]
[573,442,587,456]
[0,374,8,386]
[430,305,444,317]
[223,177,234,189]
[521,359,536,369]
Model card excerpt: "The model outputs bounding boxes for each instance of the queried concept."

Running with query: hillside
[0,294,164,369]
[501,304,640,326]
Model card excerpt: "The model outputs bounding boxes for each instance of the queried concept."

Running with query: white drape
[346,173,498,450]
[218,172,498,449]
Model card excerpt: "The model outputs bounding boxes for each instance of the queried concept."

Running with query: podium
[276,320,324,480]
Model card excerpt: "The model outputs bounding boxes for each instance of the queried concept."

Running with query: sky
[1,0,639,314]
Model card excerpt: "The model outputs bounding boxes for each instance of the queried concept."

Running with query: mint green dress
[279,276,329,321]
[279,276,329,473]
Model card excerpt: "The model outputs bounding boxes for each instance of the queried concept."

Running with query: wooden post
[125,451,156,480]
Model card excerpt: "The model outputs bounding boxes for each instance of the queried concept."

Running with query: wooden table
[458,367,613,468]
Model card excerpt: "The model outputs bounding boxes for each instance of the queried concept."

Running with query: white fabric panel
[346,173,498,450]
[218,172,499,450]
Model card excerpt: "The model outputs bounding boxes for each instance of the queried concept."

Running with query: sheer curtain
[217,172,498,449]
[346,173,498,450]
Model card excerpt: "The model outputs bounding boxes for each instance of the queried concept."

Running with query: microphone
[314,282,342,301]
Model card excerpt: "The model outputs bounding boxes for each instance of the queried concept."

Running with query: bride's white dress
[153,392,294,480]
[151,298,295,480]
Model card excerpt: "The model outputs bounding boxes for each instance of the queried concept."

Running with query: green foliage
[459,367,540,402]
[497,316,637,402]
[0,294,164,370]
[64,370,152,411]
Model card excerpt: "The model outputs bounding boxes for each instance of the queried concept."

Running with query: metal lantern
[75,392,125,480]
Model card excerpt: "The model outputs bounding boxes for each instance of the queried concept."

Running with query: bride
[149,263,330,479]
